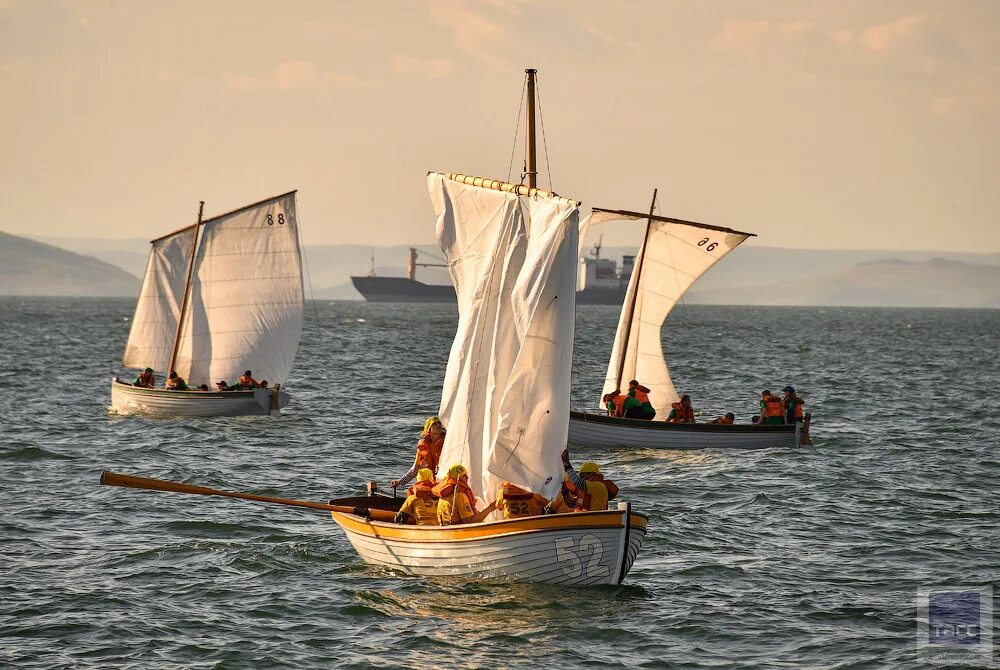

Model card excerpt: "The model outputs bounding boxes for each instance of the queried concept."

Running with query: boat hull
[330,503,647,585]
[109,378,289,417]
[568,411,807,450]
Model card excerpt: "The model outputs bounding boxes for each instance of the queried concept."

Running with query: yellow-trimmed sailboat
[326,69,649,585]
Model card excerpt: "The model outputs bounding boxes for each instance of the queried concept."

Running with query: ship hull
[568,411,808,449]
[330,500,647,585]
[351,276,628,305]
[110,378,289,417]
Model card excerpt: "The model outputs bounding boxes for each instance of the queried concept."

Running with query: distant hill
[0,231,139,297]
[689,257,1000,308]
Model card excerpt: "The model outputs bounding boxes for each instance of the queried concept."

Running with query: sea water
[1,298,997,669]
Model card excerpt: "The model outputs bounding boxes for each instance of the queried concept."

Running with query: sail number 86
[554,535,611,579]
[266,213,286,225]
[698,237,718,252]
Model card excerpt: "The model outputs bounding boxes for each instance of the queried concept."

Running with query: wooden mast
[615,189,658,390]
[525,68,537,189]
[165,201,204,385]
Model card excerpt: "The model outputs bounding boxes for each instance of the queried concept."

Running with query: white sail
[123,227,197,374]
[174,192,304,387]
[595,210,752,417]
[430,173,579,503]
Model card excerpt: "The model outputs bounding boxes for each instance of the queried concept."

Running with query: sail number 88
[698,237,718,252]
[266,213,286,226]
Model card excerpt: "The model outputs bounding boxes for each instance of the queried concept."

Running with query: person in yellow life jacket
[628,380,656,420]
[235,370,257,389]
[432,464,496,525]
[394,468,440,526]
[495,481,549,519]
[133,367,155,388]
[165,371,188,391]
[754,390,786,425]
[710,412,735,425]
[391,416,447,489]
[781,386,805,424]
[560,448,620,512]
[543,476,575,514]
[603,391,627,417]
[666,394,695,423]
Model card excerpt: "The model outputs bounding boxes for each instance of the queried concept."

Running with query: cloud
[389,53,456,79]
[226,60,375,92]
[578,20,641,54]
[426,0,510,70]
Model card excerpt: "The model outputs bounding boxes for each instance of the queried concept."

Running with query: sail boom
[435,172,581,206]
[591,208,756,237]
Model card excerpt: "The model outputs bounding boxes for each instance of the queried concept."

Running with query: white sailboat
[110,191,304,417]
[328,70,647,584]
[568,197,810,449]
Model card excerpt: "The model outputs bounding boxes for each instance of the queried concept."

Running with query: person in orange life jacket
[235,370,257,389]
[603,390,626,417]
[781,386,805,423]
[165,371,188,390]
[560,448,620,511]
[391,416,447,489]
[543,475,575,514]
[754,390,786,425]
[666,395,695,423]
[133,367,155,388]
[710,412,735,424]
[432,464,496,525]
[628,380,656,420]
[496,481,549,519]
[394,468,440,526]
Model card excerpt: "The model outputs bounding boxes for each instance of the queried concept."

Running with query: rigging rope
[536,73,554,191]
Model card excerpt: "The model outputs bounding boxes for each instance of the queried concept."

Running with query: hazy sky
[2,0,998,252]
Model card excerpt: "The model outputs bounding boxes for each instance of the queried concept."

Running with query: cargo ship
[351,241,633,305]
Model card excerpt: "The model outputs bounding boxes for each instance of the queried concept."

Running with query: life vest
[238,374,256,388]
[406,479,437,499]
[763,395,784,418]
[630,387,650,405]
[431,477,477,522]
[413,433,444,472]
[785,395,804,419]
[166,376,186,390]
[497,483,546,519]
[608,394,626,417]
[565,474,619,511]
[668,402,694,423]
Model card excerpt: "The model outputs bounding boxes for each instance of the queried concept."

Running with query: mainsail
[594,209,753,417]
[173,192,304,386]
[430,173,579,502]
[123,227,198,374]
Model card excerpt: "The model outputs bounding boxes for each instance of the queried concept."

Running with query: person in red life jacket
[235,370,257,389]
[781,386,805,424]
[754,390,786,425]
[543,477,575,514]
[391,416,447,490]
[710,412,735,425]
[496,481,549,519]
[394,468,440,526]
[560,448,620,512]
[133,367,155,388]
[603,390,627,417]
[432,464,496,525]
[666,395,695,423]
[628,380,656,420]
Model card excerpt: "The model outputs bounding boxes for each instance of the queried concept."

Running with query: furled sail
[123,226,197,374]
[174,192,304,386]
[430,173,579,502]
[594,209,753,417]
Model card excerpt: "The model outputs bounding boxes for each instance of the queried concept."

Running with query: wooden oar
[99,471,396,522]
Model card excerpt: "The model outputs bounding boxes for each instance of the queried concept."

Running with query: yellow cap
[447,463,468,479]
[417,468,435,483]
[423,416,442,435]
[579,462,601,474]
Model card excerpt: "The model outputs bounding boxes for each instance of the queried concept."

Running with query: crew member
[165,371,188,391]
[628,380,656,420]
[236,370,257,389]
[496,481,549,519]
[781,386,805,424]
[755,390,786,425]
[432,464,496,525]
[543,476,575,514]
[603,391,626,417]
[666,395,695,423]
[391,416,447,490]
[710,412,735,425]
[133,368,155,388]
[394,468,440,526]
[561,448,619,512]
